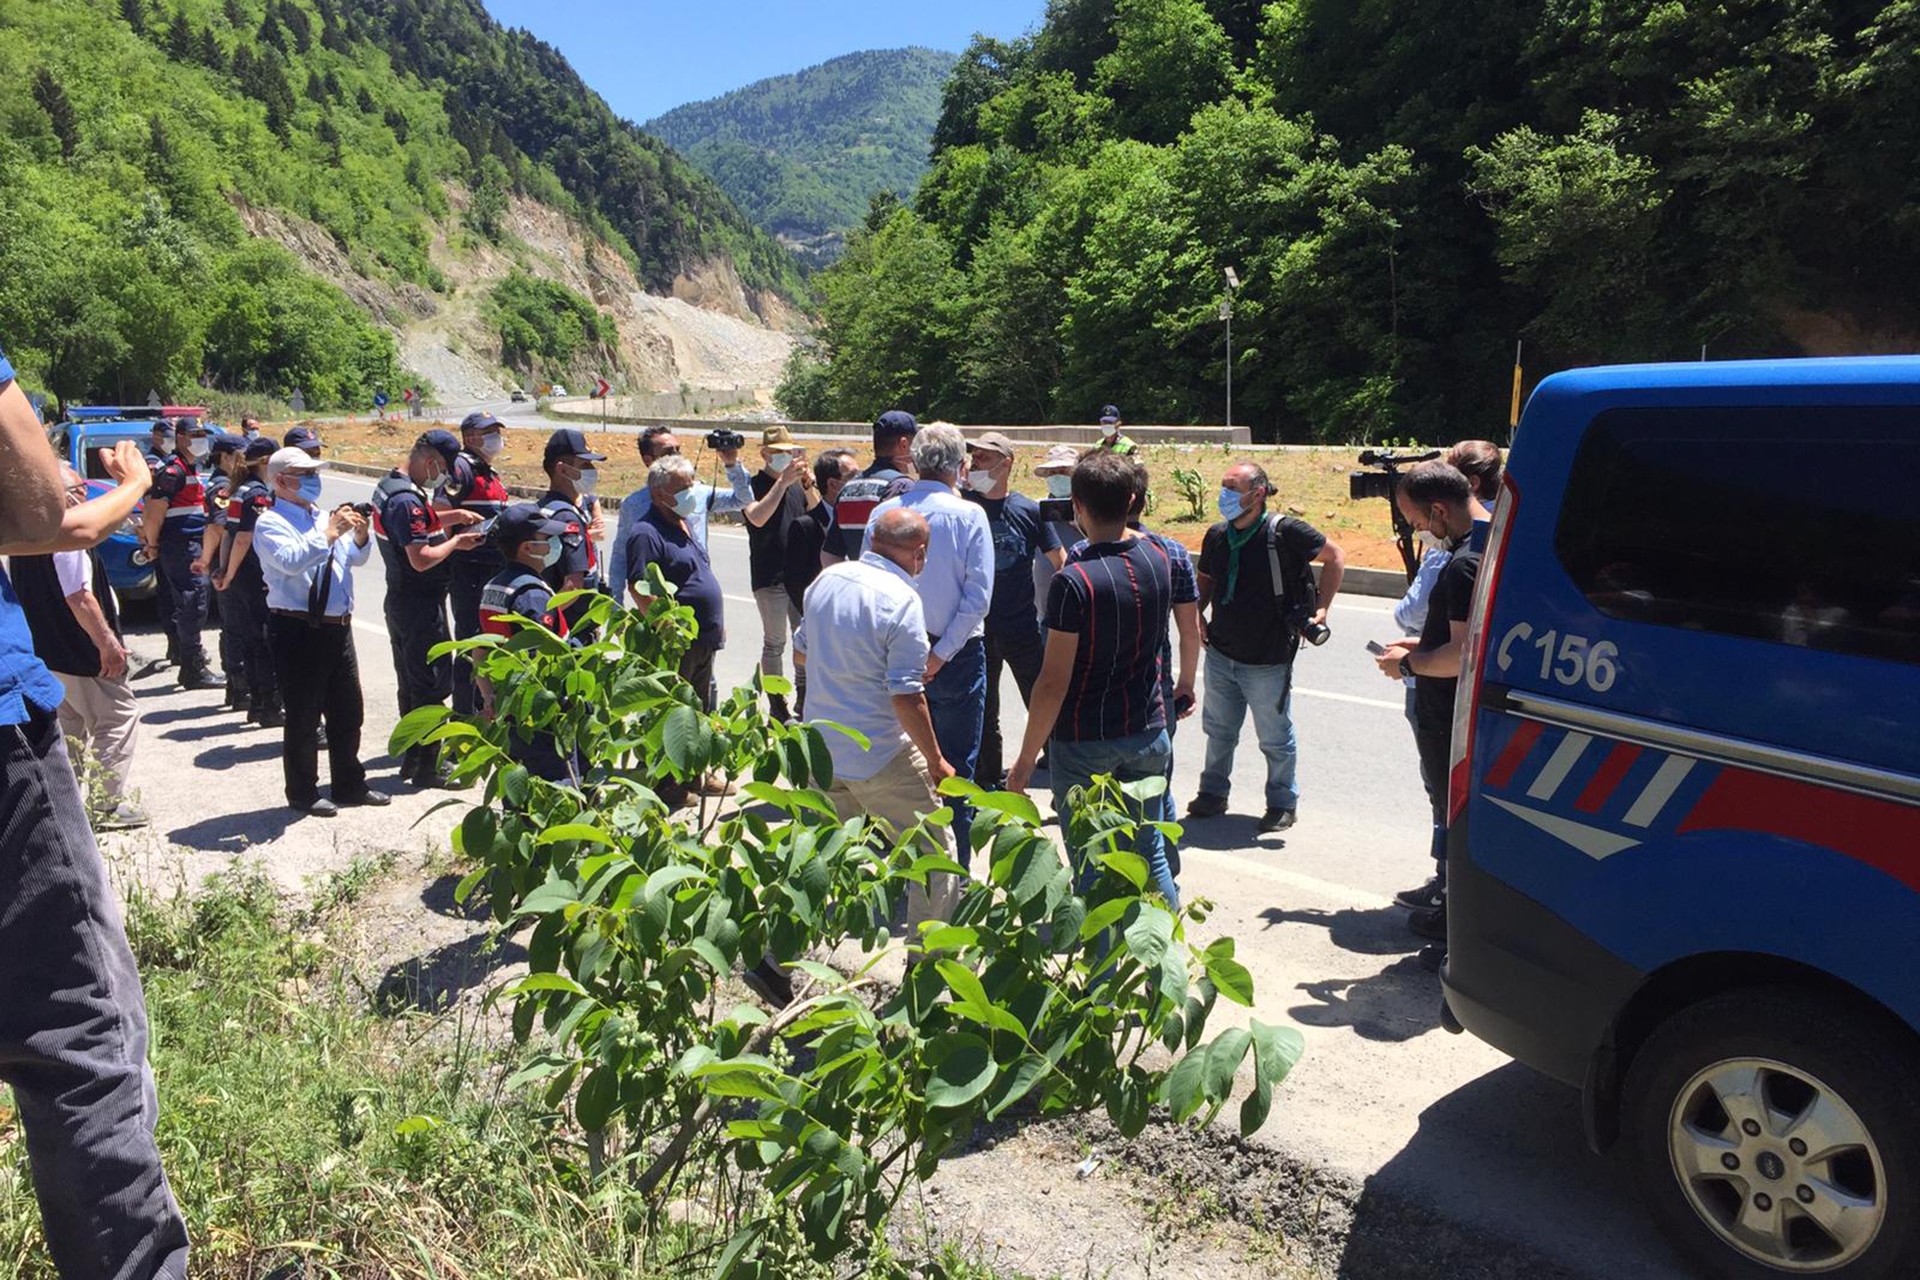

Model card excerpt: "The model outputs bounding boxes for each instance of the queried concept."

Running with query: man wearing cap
[283,424,323,458]
[195,432,252,710]
[1030,443,1082,625]
[438,412,513,716]
[862,422,993,859]
[1096,405,1136,456]
[963,431,1064,788]
[538,428,608,634]
[478,502,579,781]
[741,424,818,721]
[374,430,486,787]
[252,447,390,817]
[215,435,286,725]
[140,415,221,690]
[607,426,751,594]
[823,409,918,566]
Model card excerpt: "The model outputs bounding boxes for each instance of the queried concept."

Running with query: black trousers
[1413,716,1451,888]
[680,637,721,713]
[385,586,451,777]
[0,706,189,1280]
[978,621,1045,789]
[449,554,501,716]
[269,614,367,806]
[234,574,279,706]
[156,536,208,670]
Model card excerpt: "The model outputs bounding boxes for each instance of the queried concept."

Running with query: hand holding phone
[1366,640,1388,655]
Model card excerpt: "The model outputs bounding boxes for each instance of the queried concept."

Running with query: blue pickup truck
[1441,358,1920,1279]
[54,405,210,602]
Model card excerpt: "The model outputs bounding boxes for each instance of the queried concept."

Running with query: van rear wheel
[1622,988,1920,1279]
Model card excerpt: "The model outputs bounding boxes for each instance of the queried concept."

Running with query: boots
[224,677,250,711]
[179,661,222,691]
[250,688,285,728]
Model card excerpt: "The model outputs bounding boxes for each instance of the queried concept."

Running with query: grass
[290,419,1413,569]
[0,861,1064,1280]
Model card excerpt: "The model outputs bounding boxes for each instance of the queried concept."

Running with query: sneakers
[1258,808,1297,834]
[94,803,149,831]
[1418,943,1447,974]
[1407,905,1447,941]
[250,702,286,728]
[1186,792,1229,819]
[1394,876,1445,911]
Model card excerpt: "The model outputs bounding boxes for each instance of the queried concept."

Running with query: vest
[479,569,562,639]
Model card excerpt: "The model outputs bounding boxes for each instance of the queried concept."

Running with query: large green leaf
[661,703,711,773]
[1123,904,1175,967]
[1240,1019,1306,1133]
[1163,1049,1209,1121]
[923,1032,996,1109]
[514,879,581,917]
[534,822,618,849]
[1202,1026,1252,1107]
[574,1062,620,1132]
[1205,953,1255,1007]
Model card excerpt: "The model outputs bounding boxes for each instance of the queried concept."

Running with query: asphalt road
[106,468,1685,1278]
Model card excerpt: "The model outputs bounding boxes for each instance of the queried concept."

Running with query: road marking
[1294,687,1405,712]
[1624,755,1697,828]
[1191,846,1394,911]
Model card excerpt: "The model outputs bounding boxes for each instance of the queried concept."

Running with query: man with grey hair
[862,421,992,860]
[623,454,727,710]
[794,506,957,951]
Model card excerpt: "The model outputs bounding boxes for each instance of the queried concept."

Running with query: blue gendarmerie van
[1440,358,1920,1279]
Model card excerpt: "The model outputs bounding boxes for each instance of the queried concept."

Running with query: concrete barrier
[542,401,1253,448]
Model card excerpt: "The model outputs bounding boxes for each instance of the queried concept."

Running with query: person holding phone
[741,424,817,722]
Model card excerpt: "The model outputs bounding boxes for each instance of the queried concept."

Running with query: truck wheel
[1622,987,1920,1279]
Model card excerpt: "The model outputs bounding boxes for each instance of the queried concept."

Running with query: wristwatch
[1398,655,1415,679]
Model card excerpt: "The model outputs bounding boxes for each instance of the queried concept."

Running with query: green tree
[1094,0,1231,145]
[31,70,80,160]
[121,0,147,35]
[813,207,962,417]
[468,155,510,239]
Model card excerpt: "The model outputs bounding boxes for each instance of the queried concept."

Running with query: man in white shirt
[251,447,389,817]
[795,507,957,933]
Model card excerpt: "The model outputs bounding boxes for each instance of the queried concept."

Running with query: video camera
[705,428,746,452]
[1349,449,1441,580]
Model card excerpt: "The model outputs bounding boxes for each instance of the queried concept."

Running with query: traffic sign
[290,388,306,414]
[593,377,611,398]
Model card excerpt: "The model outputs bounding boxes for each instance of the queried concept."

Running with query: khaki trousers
[827,744,959,930]
[53,672,139,805]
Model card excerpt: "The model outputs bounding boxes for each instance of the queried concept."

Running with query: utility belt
[271,608,352,628]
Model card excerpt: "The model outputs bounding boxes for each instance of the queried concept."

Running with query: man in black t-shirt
[1376,461,1487,948]
[1191,462,1345,833]
[742,425,818,721]
[1007,452,1180,907]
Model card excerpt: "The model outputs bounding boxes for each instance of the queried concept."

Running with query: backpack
[1264,514,1320,631]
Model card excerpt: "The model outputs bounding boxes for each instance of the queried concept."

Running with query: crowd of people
[0,330,1502,1274]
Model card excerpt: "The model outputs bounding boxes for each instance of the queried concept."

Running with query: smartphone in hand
[1366,640,1389,656]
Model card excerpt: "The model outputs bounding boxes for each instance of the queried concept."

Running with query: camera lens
[1302,621,1331,646]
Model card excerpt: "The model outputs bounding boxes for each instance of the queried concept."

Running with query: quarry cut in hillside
[244,186,800,405]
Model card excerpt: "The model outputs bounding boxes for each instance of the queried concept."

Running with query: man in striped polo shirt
[1006,450,1179,907]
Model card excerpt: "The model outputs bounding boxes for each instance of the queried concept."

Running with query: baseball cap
[542,427,607,467]
[1033,444,1081,474]
[283,425,322,453]
[176,416,208,436]
[460,411,503,435]
[1099,405,1121,426]
[873,409,918,445]
[763,424,797,449]
[243,436,278,461]
[414,429,461,463]
[265,446,327,481]
[208,431,245,458]
[969,430,1017,459]
[493,501,570,550]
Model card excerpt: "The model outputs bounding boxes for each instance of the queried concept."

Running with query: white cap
[265,447,328,481]
[1033,443,1082,474]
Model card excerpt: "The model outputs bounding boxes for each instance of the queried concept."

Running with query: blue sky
[480,1,1047,125]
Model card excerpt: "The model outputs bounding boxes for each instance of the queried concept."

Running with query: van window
[1553,406,1920,666]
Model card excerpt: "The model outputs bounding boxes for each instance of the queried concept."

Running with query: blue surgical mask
[1045,475,1073,499]
[1217,488,1244,520]
[672,488,699,518]
[296,475,323,504]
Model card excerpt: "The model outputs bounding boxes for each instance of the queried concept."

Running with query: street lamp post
[1222,267,1240,430]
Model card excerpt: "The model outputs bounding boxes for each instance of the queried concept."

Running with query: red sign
[592,377,611,398]
[402,387,417,403]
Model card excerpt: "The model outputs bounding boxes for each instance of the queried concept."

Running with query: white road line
[1624,755,1697,828]
[1293,687,1406,712]
[1527,731,1592,800]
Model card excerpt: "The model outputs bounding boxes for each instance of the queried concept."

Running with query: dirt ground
[287,416,1412,570]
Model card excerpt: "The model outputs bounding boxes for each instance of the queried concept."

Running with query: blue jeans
[925,636,986,859]
[1198,648,1298,812]
[1050,727,1179,908]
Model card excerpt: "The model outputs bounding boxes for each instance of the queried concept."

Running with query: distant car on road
[1443,357,1920,1280]
[509,388,528,403]
[55,405,213,601]
[548,383,568,398]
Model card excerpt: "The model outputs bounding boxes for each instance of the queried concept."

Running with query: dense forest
[646,48,958,264]
[780,0,1920,442]
[0,0,804,408]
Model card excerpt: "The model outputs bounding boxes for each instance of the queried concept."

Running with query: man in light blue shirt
[860,422,993,859]
[795,507,957,930]
[251,447,388,817]
[607,426,753,592]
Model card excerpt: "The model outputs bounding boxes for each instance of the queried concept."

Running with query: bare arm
[1045,546,1066,571]
[0,444,152,555]
[0,377,62,544]
[1006,628,1079,793]
[215,530,253,591]
[1378,618,1468,680]
[742,467,798,528]
[1313,538,1346,619]
[403,530,484,572]
[1172,600,1200,710]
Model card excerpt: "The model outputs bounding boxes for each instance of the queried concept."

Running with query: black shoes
[335,788,392,808]
[1395,876,1444,911]
[1408,905,1447,941]
[743,959,794,1010]
[178,664,222,691]
[295,798,340,818]
[1259,808,1297,834]
[767,693,792,724]
[250,702,286,728]
[1186,792,1229,819]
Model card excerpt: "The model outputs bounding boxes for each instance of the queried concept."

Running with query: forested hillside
[0,0,805,407]
[646,48,957,263]
[780,0,1920,441]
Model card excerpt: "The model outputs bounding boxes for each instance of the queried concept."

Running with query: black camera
[1350,448,1441,580]
[706,428,745,452]
[1038,497,1075,524]
[1296,614,1331,647]
[348,501,375,518]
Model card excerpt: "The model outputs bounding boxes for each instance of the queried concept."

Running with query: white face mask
[1044,474,1073,499]
[188,437,210,461]
[572,465,598,497]
[478,432,503,459]
[1415,529,1445,552]
[766,452,792,474]
[966,468,997,493]
[672,488,699,518]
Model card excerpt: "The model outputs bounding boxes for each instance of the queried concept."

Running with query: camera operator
[1374,461,1490,954]
[1189,462,1345,834]
[253,448,389,818]
[607,425,752,593]
[741,425,817,721]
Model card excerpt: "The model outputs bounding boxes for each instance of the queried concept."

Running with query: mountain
[0,0,806,408]
[646,48,958,264]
